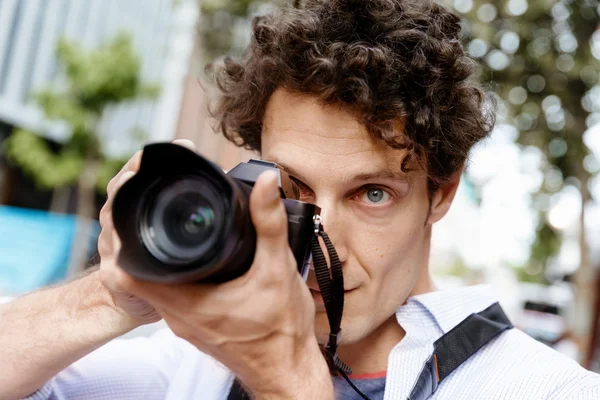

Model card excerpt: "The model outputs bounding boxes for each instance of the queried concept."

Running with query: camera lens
[139,177,224,265]
[164,195,215,246]
[184,207,214,236]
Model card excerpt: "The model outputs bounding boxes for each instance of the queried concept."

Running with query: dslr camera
[111,143,319,283]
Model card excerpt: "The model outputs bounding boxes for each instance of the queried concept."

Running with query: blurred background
[2,0,600,371]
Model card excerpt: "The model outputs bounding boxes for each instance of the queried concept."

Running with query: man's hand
[110,165,333,397]
[97,139,197,328]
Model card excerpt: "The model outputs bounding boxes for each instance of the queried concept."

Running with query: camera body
[111,143,319,284]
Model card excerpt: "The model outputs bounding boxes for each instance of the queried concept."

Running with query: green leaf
[5,31,161,196]
[3,130,84,189]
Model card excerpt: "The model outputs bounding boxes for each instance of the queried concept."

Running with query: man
[2,0,599,399]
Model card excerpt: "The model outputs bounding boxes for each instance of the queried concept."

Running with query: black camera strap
[310,215,372,398]
[310,216,352,375]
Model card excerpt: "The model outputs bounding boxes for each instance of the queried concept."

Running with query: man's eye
[361,188,391,204]
[292,179,313,199]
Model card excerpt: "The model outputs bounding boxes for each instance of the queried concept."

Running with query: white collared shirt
[27,285,600,399]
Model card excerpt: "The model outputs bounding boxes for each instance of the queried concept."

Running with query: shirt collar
[396,284,499,336]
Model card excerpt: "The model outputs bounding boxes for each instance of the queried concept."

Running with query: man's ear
[426,167,463,225]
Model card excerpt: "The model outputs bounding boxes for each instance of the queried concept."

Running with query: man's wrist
[0,269,141,399]
[75,270,142,336]
[250,339,334,400]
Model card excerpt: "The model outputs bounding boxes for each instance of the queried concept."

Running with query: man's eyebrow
[266,159,408,185]
[344,170,409,185]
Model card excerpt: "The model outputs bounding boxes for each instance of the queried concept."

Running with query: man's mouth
[309,287,356,293]
[310,288,356,312]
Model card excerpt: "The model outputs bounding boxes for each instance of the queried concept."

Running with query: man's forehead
[263,89,406,140]
[264,89,408,147]
[261,88,417,182]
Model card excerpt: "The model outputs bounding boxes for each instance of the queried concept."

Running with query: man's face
[261,89,454,345]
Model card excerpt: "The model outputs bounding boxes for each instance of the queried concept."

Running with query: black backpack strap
[227,379,252,400]
[407,302,513,400]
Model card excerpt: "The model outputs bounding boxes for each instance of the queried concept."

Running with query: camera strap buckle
[313,214,323,234]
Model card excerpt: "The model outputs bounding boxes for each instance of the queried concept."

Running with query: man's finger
[249,171,289,261]
[106,150,143,196]
[98,208,112,229]
[172,138,197,151]
[97,226,113,258]
[103,171,136,214]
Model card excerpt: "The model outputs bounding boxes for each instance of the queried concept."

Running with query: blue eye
[362,188,390,204]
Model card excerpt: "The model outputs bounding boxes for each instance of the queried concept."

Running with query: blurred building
[0,0,184,154]
[174,34,256,171]
[0,0,252,206]
[0,0,253,294]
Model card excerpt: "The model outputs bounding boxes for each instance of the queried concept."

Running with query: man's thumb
[249,170,288,250]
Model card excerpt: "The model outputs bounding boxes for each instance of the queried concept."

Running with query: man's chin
[314,312,333,344]
[314,312,360,346]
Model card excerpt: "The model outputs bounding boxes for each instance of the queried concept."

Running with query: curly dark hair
[209,0,495,192]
